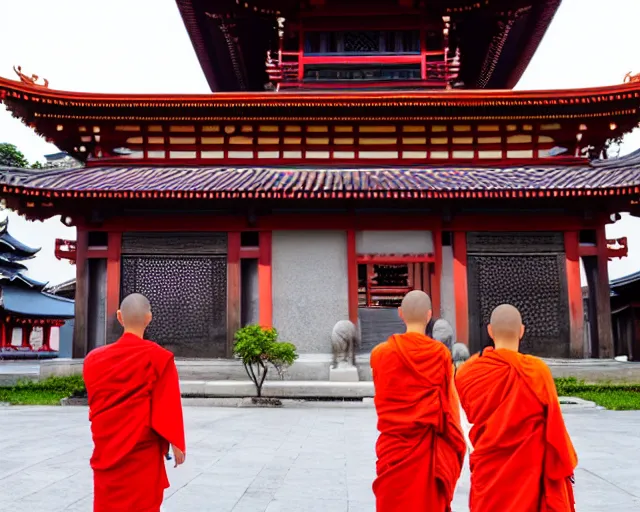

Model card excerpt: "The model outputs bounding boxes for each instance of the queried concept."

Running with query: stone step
[180,379,375,398]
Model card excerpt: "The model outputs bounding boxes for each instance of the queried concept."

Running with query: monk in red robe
[371,290,466,512]
[83,293,186,512]
[455,304,577,512]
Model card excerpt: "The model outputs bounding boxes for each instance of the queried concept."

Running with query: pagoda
[0,216,74,358]
[0,0,639,365]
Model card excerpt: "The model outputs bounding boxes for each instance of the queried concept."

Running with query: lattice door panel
[467,254,570,358]
[121,256,227,358]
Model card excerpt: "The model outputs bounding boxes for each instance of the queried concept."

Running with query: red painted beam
[453,232,469,345]
[259,232,273,328]
[356,254,435,263]
[564,231,584,358]
[94,214,597,234]
[347,230,359,325]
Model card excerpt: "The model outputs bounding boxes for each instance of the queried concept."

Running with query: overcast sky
[1,0,639,285]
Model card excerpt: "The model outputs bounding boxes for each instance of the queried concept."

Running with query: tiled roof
[0,283,74,319]
[1,154,640,200]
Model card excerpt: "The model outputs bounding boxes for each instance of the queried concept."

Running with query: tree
[0,143,29,168]
[233,325,298,398]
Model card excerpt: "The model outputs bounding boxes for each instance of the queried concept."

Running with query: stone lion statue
[331,320,359,369]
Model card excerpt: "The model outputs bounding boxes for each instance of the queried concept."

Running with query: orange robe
[455,347,577,512]
[83,333,186,512]
[371,332,466,512]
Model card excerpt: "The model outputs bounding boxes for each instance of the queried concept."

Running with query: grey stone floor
[0,405,638,511]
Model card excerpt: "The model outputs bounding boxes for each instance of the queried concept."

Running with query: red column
[106,232,122,344]
[432,229,443,318]
[42,325,52,351]
[0,321,5,348]
[595,226,614,358]
[5,324,13,348]
[258,231,273,328]
[346,229,359,325]
[73,229,89,358]
[564,231,584,358]
[453,231,469,345]
[21,325,33,348]
[227,232,241,354]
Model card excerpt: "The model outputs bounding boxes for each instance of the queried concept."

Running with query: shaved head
[399,290,432,326]
[117,293,152,330]
[488,304,524,349]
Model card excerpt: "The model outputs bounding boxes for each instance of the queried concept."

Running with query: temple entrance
[357,257,435,353]
[120,233,228,358]
[466,232,570,358]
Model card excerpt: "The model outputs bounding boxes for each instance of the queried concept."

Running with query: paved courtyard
[0,405,638,511]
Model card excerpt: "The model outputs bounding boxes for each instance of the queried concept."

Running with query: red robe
[371,332,466,512]
[83,333,186,512]
[455,348,577,512]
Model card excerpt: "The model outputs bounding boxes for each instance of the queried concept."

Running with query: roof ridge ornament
[624,71,640,84]
[13,65,49,88]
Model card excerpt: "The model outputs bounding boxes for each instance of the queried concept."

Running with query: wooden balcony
[266,49,460,90]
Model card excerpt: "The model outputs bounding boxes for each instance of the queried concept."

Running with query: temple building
[1,0,639,364]
[0,216,74,358]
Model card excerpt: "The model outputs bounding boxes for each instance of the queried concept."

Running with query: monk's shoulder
[370,341,390,368]
[521,354,553,377]
[454,352,484,381]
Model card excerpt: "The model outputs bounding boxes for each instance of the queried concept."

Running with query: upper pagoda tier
[176,0,561,91]
[2,73,640,166]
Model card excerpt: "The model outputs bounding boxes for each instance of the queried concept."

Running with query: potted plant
[232,325,298,403]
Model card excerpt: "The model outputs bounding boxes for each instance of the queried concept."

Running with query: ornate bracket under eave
[607,237,628,260]
[55,238,76,263]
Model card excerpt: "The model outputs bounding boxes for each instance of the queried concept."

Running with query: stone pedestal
[329,364,359,382]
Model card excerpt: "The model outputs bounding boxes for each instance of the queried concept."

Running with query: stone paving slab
[0,406,638,511]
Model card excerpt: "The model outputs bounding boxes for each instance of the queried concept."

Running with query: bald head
[488,304,524,349]
[117,293,152,331]
[399,290,432,328]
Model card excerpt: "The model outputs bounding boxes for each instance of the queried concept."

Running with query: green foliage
[0,143,30,168]
[554,377,640,411]
[0,375,85,405]
[233,325,298,397]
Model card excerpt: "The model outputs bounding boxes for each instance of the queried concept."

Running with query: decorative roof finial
[624,71,640,84]
[13,65,49,88]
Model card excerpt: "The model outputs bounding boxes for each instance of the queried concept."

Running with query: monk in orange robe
[456,304,577,512]
[83,293,186,512]
[371,290,466,512]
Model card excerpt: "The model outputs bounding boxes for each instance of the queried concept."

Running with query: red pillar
[346,229,359,325]
[227,232,241,354]
[432,229,442,318]
[595,226,614,358]
[258,231,273,328]
[21,325,33,348]
[5,324,13,348]
[453,231,469,345]
[42,325,52,351]
[73,229,89,358]
[106,232,122,344]
[564,231,585,358]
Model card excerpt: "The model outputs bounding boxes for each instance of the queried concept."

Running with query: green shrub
[233,325,298,397]
[0,375,86,405]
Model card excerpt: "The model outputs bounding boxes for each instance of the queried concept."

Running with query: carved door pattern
[120,233,228,358]
[466,233,570,358]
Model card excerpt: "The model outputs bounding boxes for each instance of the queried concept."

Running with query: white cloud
[0,0,639,284]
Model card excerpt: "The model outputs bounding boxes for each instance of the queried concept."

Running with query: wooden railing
[266,48,461,90]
